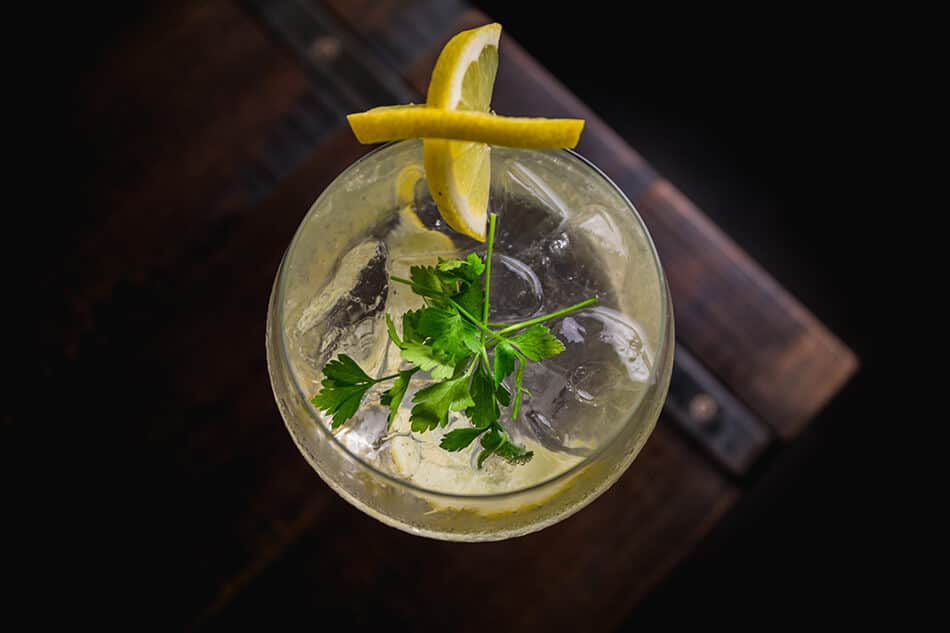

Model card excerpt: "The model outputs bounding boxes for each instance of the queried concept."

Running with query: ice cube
[293,240,389,373]
[492,158,569,250]
[548,307,653,383]
[509,306,653,452]
[523,409,594,457]
[574,204,626,257]
[489,254,544,322]
[515,362,600,454]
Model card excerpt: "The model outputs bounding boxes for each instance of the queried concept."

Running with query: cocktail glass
[266,140,673,541]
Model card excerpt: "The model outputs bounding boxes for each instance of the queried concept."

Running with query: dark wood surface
[59,0,856,629]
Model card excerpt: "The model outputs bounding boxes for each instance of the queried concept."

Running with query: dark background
[47,1,890,627]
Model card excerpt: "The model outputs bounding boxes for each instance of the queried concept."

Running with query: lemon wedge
[423,23,501,241]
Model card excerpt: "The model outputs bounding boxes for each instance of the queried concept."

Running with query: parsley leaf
[464,252,486,278]
[437,252,485,283]
[410,376,475,432]
[310,354,377,429]
[496,381,511,406]
[409,264,456,301]
[416,307,456,338]
[496,439,534,465]
[400,342,457,380]
[311,384,371,429]
[493,340,516,386]
[417,307,481,358]
[402,309,424,345]
[509,324,565,361]
[475,422,534,467]
[511,357,525,420]
[452,279,484,318]
[465,369,500,429]
[477,425,505,467]
[322,353,375,385]
[439,426,486,451]
[380,367,419,429]
[385,314,403,348]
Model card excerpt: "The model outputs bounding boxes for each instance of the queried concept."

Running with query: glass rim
[274,140,672,501]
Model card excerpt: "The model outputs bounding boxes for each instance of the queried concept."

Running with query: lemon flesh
[423,23,501,241]
[425,23,500,110]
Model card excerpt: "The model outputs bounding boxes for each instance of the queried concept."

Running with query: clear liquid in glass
[285,146,662,497]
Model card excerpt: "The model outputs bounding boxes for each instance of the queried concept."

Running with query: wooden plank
[65,0,309,337]
[174,128,370,629]
[636,180,859,437]
[204,425,736,633]
[54,122,368,631]
[58,1,329,627]
[323,0,466,70]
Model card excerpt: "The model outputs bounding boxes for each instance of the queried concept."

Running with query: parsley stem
[465,355,479,377]
[388,274,505,341]
[375,373,401,382]
[496,297,598,336]
[482,213,497,328]
[447,299,504,342]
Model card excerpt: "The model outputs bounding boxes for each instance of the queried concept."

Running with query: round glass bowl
[266,140,673,541]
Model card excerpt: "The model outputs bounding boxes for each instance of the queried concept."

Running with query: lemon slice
[386,204,456,316]
[388,205,455,256]
[395,163,424,205]
[425,23,501,111]
[386,166,456,310]
[423,23,502,241]
[387,164,456,258]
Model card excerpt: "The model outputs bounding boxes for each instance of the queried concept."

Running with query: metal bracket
[663,344,771,476]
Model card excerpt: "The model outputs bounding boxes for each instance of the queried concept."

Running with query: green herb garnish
[311,213,597,467]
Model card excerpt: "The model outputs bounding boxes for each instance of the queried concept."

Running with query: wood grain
[204,427,736,633]
[60,0,322,626]
[636,180,859,437]
[65,0,309,349]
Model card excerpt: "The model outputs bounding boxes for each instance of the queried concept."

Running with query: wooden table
[62,0,857,629]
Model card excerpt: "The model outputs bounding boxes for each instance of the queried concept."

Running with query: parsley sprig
[311,213,597,467]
